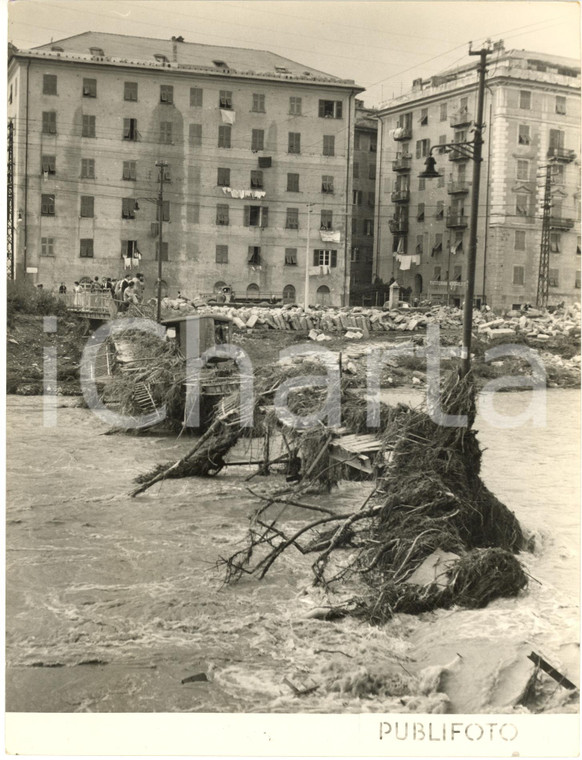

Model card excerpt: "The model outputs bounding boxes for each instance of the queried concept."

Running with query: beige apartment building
[8,32,363,305]
[374,45,580,310]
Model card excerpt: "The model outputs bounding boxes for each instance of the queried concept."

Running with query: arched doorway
[246,283,260,299]
[316,285,331,306]
[282,284,296,304]
[158,279,169,299]
[414,273,423,296]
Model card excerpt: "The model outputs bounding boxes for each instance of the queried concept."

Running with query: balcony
[450,109,472,128]
[389,217,408,234]
[448,145,470,162]
[391,189,410,203]
[447,180,470,195]
[393,126,412,141]
[446,210,468,228]
[547,147,576,163]
[549,216,575,230]
[392,154,412,172]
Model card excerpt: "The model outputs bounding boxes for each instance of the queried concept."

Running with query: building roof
[22,31,359,88]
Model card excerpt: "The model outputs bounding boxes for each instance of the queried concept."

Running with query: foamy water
[5,391,580,713]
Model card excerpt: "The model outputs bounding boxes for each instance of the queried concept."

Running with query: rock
[488,328,516,339]
[412,376,422,385]
[308,329,319,341]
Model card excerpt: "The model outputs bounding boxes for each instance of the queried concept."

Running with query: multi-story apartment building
[349,100,378,304]
[374,44,580,310]
[8,32,363,305]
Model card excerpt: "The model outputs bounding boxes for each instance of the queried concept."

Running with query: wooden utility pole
[7,119,14,280]
[155,160,168,323]
[536,163,552,309]
[304,203,312,311]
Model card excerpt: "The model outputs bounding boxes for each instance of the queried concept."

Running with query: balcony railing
[391,189,410,203]
[549,216,575,230]
[450,109,472,128]
[446,210,468,228]
[447,180,470,195]
[392,154,412,172]
[448,145,470,162]
[547,147,576,163]
[389,217,409,234]
[393,125,412,141]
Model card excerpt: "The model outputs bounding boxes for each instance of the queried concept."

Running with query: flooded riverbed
[6,390,580,713]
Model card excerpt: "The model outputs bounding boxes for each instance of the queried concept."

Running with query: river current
[5,390,580,713]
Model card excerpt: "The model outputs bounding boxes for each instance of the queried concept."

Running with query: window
[313,249,338,267]
[80,196,94,218]
[515,195,529,217]
[556,95,566,115]
[439,102,447,121]
[286,208,299,229]
[122,161,137,181]
[248,170,263,189]
[41,194,55,216]
[189,123,202,146]
[282,284,296,303]
[436,200,444,219]
[80,239,94,258]
[323,135,335,156]
[320,210,333,230]
[251,129,264,151]
[417,203,425,222]
[549,129,565,149]
[416,235,424,254]
[216,204,229,226]
[453,265,463,282]
[252,93,265,112]
[43,74,57,95]
[289,96,302,115]
[420,107,428,125]
[190,87,203,107]
[123,118,138,141]
[81,158,95,179]
[550,232,561,253]
[244,206,269,227]
[322,175,334,194]
[432,234,443,254]
[513,266,525,286]
[288,132,301,154]
[548,268,559,287]
[418,178,425,191]
[121,240,140,258]
[519,90,531,110]
[219,90,232,109]
[124,81,138,101]
[285,248,297,266]
[83,78,97,97]
[437,134,447,154]
[416,138,430,158]
[370,138,377,152]
[354,133,361,150]
[351,247,360,262]
[364,219,374,236]
[155,243,169,261]
[287,173,299,192]
[218,125,231,148]
[122,198,138,219]
[90,47,104,56]
[518,124,530,145]
[352,219,358,235]
[160,121,173,144]
[157,201,170,222]
[248,246,261,266]
[215,245,228,263]
[368,191,375,207]
[552,164,565,184]
[353,161,359,179]
[517,159,529,181]
[319,100,343,119]
[433,265,442,280]
[160,85,173,104]
[515,230,526,250]
[369,164,376,180]
[82,115,96,138]
[352,189,363,205]
[41,155,56,175]
[576,271,581,289]
[41,237,54,257]
[217,167,230,187]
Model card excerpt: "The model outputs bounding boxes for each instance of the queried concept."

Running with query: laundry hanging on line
[220,109,236,125]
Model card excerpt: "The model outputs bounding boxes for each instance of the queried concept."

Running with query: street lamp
[418,43,492,377]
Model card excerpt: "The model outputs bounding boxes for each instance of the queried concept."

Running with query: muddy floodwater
[6,390,580,713]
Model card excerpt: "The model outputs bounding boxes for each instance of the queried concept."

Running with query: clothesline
[221,187,266,199]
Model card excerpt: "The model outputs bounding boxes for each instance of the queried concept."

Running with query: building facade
[8,32,363,305]
[349,100,378,304]
[374,45,581,310]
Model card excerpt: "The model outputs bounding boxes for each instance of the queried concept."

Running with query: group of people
[114,273,145,311]
[61,274,145,312]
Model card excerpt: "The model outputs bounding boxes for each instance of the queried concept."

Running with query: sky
[6,0,581,106]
